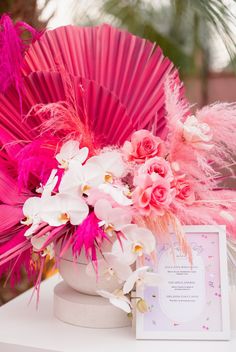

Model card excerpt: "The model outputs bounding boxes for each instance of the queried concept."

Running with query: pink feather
[196,103,236,184]
[165,79,219,191]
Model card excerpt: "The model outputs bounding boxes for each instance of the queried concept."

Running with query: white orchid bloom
[22,169,59,237]
[23,217,41,238]
[98,183,133,206]
[86,253,132,282]
[39,169,58,198]
[31,234,55,259]
[87,150,126,182]
[97,289,132,313]
[22,197,42,237]
[112,224,156,265]
[40,193,89,226]
[59,161,104,196]
[22,197,41,226]
[55,140,88,169]
[123,266,162,294]
[94,199,132,235]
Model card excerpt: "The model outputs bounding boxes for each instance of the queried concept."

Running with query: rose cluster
[123,129,195,217]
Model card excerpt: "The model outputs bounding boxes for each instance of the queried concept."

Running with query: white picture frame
[136,225,230,340]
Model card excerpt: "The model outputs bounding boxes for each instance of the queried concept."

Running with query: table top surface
[0,275,236,352]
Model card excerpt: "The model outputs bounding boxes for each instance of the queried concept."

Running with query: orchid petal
[97,289,131,313]
[94,199,132,231]
[86,253,132,282]
[24,221,40,237]
[123,266,149,294]
[87,150,126,178]
[108,207,132,230]
[22,197,41,221]
[94,199,112,221]
[56,140,88,167]
[109,297,131,313]
[99,183,132,206]
[82,162,104,188]
[112,239,136,265]
[103,253,132,281]
[58,164,83,195]
[40,194,89,226]
[41,169,58,198]
[122,224,156,254]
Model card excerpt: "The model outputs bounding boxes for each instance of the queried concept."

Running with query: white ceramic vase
[53,242,131,328]
[57,246,122,295]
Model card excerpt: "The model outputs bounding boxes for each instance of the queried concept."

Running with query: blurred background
[0,0,236,304]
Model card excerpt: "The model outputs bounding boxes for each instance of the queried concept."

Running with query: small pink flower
[132,176,173,216]
[138,157,173,182]
[123,130,165,164]
[175,176,195,204]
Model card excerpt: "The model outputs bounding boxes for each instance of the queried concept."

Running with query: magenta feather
[16,138,59,190]
[0,14,40,94]
[73,212,109,261]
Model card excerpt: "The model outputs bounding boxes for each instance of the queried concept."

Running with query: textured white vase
[53,242,131,329]
[57,246,122,295]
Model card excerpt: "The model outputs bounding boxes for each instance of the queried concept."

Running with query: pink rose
[123,130,165,164]
[175,176,195,204]
[132,175,174,216]
[138,157,173,182]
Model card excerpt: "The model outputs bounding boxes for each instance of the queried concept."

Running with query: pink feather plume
[73,212,109,261]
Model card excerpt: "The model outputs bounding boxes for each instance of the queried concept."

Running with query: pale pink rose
[138,157,173,182]
[123,130,165,164]
[175,176,195,204]
[132,176,174,216]
[182,115,213,151]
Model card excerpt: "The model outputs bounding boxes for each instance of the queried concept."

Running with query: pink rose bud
[123,129,165,163]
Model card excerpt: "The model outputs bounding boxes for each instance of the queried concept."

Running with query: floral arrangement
[0,15,236,315]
